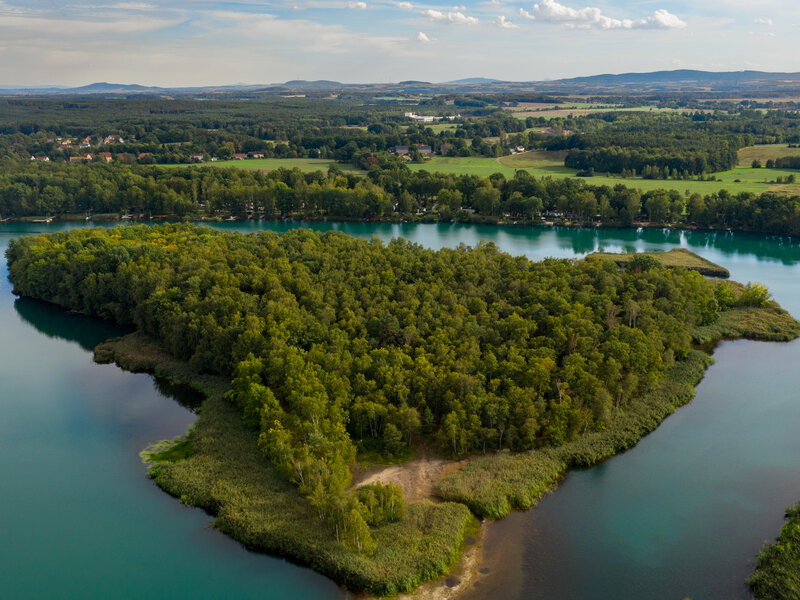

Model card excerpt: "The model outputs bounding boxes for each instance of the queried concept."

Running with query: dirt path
[352,453,468,504]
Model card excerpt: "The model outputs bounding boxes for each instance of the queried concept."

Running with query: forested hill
[7,224,751,554]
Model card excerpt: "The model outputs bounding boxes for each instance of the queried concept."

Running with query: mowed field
[162,158,365,174]
[408,150,800,195]
[162,145,800,196]
[738,144,800,165]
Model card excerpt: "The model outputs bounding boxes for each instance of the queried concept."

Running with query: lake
[3,221,800,599]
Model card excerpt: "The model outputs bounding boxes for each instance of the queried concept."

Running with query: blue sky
[0,0,796,86]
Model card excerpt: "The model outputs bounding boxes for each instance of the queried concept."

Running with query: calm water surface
[3,221,800,599]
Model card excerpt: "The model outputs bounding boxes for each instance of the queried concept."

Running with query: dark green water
[3,222,800,599]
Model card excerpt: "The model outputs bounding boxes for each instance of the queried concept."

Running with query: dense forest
[3,161,800,236]
[4,97,800,173]
[7,224,759,552]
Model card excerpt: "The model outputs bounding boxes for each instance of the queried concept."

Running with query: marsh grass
[99,332,474,596]
[588,248,730,278]
[693,306,800,344]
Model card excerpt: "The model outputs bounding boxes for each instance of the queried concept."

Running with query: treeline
[4,161,800,236]
[6,225,741,549]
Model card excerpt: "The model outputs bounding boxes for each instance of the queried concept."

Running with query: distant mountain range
[4,70,800,96]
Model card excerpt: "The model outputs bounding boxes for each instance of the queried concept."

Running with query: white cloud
[495,15,517,28]
[642,9,686,29]
[754,17,774,26]
[416,31,431,42]
[519,0,685,30]
[347,1,367,8]
[396,1,413,8]
[422,9,478,24]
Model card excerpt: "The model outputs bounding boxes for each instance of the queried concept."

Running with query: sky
[0,0,797,86]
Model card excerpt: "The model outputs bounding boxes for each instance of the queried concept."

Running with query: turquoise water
[3,221,800,599]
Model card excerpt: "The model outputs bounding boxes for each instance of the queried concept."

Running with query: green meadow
[163,145,800,197]
[408,151,800,195]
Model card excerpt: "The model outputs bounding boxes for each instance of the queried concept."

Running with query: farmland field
[163,149,800,196]
[408,151,800,195]
[738,144,800,165]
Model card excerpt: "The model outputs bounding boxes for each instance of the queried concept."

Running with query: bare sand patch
[353,453,468,504]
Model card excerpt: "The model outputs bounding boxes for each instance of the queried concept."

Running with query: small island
[6,225,799,596]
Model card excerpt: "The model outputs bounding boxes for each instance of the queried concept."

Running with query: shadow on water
[13,296,132,351]
[153,376,204,413]
[14,295,204,413]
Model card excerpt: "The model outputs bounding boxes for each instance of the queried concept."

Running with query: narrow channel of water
[3,221,800,599]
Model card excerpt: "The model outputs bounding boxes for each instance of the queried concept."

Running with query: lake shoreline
[87,295,800,597]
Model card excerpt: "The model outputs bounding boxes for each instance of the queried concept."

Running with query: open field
[409,151,800,195]
[423,122,459,133]
[161,158,365,174]
[507,105,700,119]
[738,143,800,165]
[161,149,800,196]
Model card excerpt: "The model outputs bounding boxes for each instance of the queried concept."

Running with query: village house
[103,134,124,144]
[233,153,247,160]
[70,154,92,162]
[31,156,50,162]
[392,145,409,156]
[99,152,113,163]
[190,153,204,161]
[138,152,153,159]
[417,144,432,156]
[247,151,265,159]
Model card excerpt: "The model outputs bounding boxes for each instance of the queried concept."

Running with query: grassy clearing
[436,303,800,519]
[409,155,800,195]
[588,248,730,277]
[161,158,364,174]
[422,122,458,133]
[738,144,800,166]
[97,332,474,596]
[749,503,800,600]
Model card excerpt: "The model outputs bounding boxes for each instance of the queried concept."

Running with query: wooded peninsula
[6,224,799,595]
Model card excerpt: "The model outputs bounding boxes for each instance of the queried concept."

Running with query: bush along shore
[749,503,800,600]
[7,224,800,595]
